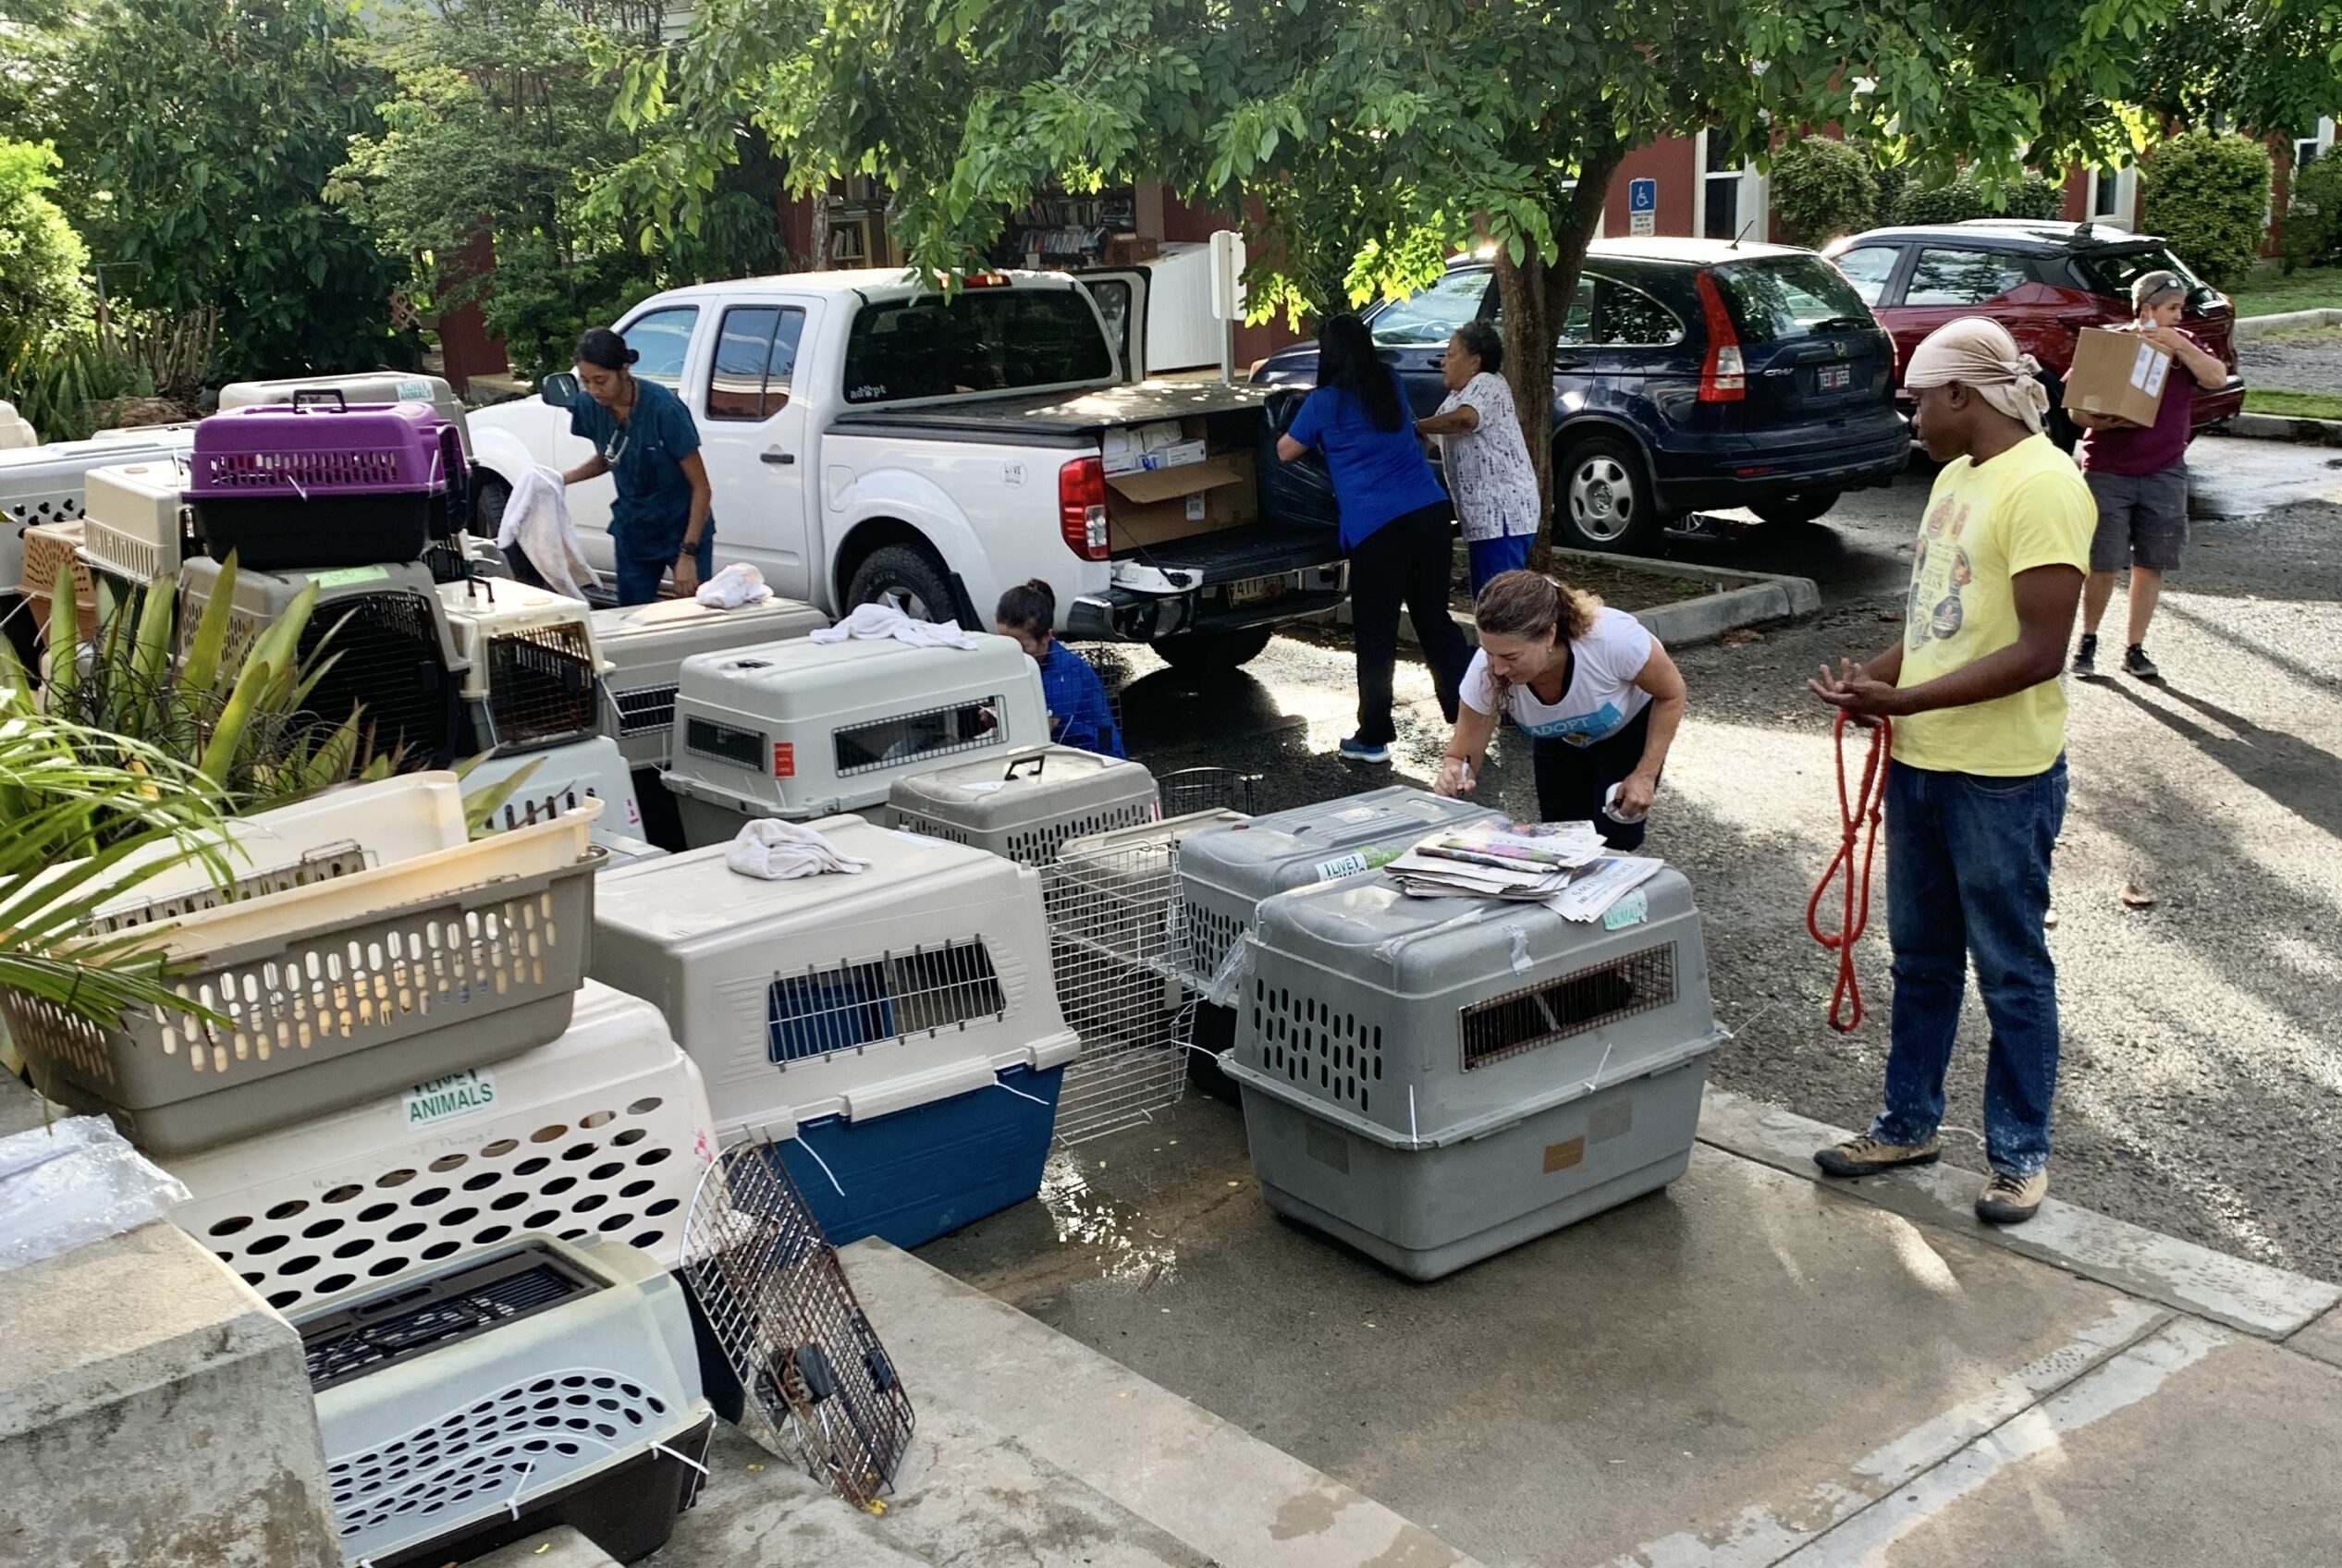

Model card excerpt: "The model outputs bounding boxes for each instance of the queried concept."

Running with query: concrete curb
[1698,1086,2342,1341]
[2232,306,2342,340]
[2214,410,2342,447]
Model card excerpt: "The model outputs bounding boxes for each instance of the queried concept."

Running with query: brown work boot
[1976,1168,2049,1225]
[1812,1133,1942,1178]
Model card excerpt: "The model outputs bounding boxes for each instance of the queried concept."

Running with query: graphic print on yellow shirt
[1893,433,2093,778]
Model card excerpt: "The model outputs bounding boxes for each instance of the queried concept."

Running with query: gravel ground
[1113,435,2342,1281]
[2237,326,2342,394]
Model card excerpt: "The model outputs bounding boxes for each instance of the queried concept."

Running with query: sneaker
[1813,1133,1943,1178]
[1338,735,1392,765]
[2072,632,2097,676]
[2124,643,2161,681]
[1976,1168,2049,1225]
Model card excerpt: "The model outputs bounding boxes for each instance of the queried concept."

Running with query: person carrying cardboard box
[2068,270,2229,681]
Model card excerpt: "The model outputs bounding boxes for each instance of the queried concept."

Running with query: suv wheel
[1557,433,1661,553]
[1752,489,1843,528]
[846,544,956,624]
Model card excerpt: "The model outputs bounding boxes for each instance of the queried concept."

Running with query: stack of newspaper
[1385,820,1666,923]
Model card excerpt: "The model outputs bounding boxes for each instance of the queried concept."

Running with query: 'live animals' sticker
[403,1069,498,1128]
[1314,845,1405,883]
[1602,889,1649,931]
[311,565,391,588]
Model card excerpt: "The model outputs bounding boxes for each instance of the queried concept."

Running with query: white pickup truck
[467,267,1345,669]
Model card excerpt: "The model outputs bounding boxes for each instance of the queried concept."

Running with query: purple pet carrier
[190,390,469,570]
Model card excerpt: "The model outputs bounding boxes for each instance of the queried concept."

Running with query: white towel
[498,463,599,602]
[806,601,979,650]
[695,561,773,609]
[725,819,873,881]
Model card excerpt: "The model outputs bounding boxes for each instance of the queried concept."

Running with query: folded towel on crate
[694,561,774,609]
[725,819,873,880]
[499,463,600,601]
[807,601,978,649]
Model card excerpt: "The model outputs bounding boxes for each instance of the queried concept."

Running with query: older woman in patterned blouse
[1415,318,1541,594]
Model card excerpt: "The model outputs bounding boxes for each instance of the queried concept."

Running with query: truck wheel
[1156,627,1273,672]
[1556,433,1662,554]
[1751,489,1842,528]
[846,544,957,625]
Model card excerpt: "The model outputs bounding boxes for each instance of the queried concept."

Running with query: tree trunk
[1495,141,1627,571]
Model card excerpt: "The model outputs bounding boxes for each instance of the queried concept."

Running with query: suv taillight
[1696,272,1746,403]
[1060,457,1110,560]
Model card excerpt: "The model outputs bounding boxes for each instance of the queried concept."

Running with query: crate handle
[290,388,349,411]
[1004,753,1047,781]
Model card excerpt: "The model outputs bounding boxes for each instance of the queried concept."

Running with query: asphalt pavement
[1105,434,2342,1282]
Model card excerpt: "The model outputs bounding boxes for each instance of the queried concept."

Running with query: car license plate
[1227,574,1287,607]
[1818,362,1853,392]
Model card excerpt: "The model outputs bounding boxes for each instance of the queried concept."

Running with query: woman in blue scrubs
[562,327,716,605]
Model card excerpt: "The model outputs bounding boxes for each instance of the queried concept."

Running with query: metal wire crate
[681,1141,914,1510]
[1157,766,1260,817]
[439,579,607,753]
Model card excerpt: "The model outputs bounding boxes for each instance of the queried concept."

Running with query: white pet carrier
[77,459,192,584]
[165,980,717,1318]
[462,734,646,845]
[178,556,469,767]
[301,1236,713,1567]
[0,428,194,590]
[661,633,1048,845]
[588,819,1077,1248]
[1225,866,1726,1280]
[590,595,830,770]
[0,399,32,448]
[218,371,473,457]
[889,745,1159,867]
[436,578,608,754]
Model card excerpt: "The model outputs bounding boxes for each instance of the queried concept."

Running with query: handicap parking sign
[1628,178,1657,214]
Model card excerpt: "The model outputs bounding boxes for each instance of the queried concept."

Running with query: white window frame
[1692,130,1769,243]
[2086,165,2137,231]
[2297,116,2337,170]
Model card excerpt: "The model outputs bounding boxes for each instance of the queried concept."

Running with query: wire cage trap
[1156,766,1259,818]
[681,1143,915,1511]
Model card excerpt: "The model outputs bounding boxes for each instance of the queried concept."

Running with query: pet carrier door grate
[1459,943,1677,1072]
[681,1144,914,1509]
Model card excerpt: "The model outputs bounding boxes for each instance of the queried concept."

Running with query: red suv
[1822,220,2246,447]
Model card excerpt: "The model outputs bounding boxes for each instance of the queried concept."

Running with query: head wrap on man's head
[1903,317,2049,433]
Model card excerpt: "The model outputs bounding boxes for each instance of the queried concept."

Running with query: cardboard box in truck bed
[2064,326,2173,428]
[1108,451,1259,550]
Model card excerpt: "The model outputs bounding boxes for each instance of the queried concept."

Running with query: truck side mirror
[540,372,580,409]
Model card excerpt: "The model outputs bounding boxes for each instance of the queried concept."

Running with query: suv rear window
[1714,256,1876,343]
[2073,247,2215,308]
[843,288,1113,404]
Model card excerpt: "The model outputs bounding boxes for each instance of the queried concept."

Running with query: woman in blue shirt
[561,327,716,605]
[1276,313,1471,763]
[997,578,1124,758]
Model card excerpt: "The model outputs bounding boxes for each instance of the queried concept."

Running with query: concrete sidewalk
[914,1089,2342,1568]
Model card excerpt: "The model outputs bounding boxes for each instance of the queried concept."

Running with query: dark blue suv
[1252,239,1909,553]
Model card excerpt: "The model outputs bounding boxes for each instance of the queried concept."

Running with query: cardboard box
[1106,234,1160,265]
[2064,326,2174,427]
[1107,451,1259,549]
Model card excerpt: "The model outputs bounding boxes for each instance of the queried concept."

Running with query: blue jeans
[614,533,714,606]
[1871,757,2068,1177]
[1465,533,1534,596]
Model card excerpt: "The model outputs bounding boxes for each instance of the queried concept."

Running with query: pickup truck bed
[828,380,1271,440]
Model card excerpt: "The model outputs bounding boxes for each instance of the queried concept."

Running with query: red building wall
[1604,137,1700,237]
[1159,189,1304,368]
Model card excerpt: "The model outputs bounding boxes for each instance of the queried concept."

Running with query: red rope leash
[1806,711,1891,1033]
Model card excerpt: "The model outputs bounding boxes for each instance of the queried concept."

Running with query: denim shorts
[2086,465,2188,573]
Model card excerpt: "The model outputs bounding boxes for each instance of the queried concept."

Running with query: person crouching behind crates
[1429,570,1686,851]
[562,327,716,606]
[997,579,1124,758]
[1808,317,2092,1228]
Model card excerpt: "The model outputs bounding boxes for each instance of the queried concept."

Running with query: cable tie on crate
[989,1077,1054,1109]
[790,1132,847,1197]
[652,1440,712,1477]
[504,1459,535,1520]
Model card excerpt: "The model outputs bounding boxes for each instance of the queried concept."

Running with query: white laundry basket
[889,745,1159,866]
[588,818,1077,1248]
[78,459,192,584]
[590,595,830,769]
[300,1235,713,1566]
[661,633,1048,845]
[437,578,607,754]
[1226,865,1725,1280]
[164,980,716,1317]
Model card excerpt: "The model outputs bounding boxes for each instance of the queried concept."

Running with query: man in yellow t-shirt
[1807,318,2092,1227]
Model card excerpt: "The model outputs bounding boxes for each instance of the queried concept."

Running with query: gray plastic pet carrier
[0,428,193,589]
[889,745,1159,866]
[218,371,472,457]
[1224,865,1725,1280]
[177,556,468,768]
[590,595,830,769]
[462,734,649,849]
[300,1236,713,1566]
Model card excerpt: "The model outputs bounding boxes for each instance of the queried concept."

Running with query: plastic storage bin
[77,459,192,584]
[301,1236,713,1568]
[164,981,716,1317]
[890,745,1159,867]
[463,734,646,846]
[218,372,472,458]
[4,804,605,1156]
[16,519,97,639]
[663,634,1048,845]
[178,556,468,768]
[190,397,467,568]
[591,595,830,770]
[589,818,1079,1247]
[438,579,607,753]
[1224,865,1725,1280]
